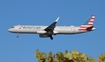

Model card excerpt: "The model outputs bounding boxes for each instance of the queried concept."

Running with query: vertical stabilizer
[78,15,95,31]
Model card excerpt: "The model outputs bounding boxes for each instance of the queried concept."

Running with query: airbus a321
[8,15,96,40]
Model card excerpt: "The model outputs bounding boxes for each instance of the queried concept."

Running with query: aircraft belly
[56,29,79,34]
[11,29,37,34]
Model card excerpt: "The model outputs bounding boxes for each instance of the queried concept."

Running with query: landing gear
[16,33,19,38]
[49,35,53,40]
[47,31,54,40]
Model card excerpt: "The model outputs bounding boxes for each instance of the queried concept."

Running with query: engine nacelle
[39,34,49,38]
[37,31,47,34]
[53,31,59,34]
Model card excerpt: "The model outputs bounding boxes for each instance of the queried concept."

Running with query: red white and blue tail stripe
[78,15,95,31]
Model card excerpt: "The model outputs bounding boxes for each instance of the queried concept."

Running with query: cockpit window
[11,27,14,28]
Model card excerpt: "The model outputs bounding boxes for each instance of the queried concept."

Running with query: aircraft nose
[8,28,12,32]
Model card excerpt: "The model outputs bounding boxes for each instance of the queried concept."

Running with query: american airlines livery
[8,15,96,40]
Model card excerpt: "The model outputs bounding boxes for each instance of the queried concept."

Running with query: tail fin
[82,15,95,26]
[79,15,95,30]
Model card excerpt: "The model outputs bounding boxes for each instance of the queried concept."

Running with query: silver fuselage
[8,25,96,35]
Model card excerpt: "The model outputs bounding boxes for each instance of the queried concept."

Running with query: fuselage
[8,15,96,40]
[8,25,96,35]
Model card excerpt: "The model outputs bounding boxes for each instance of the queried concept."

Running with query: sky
[0,0,105,62]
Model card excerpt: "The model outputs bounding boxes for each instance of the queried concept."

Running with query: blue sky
[0,0,105,62]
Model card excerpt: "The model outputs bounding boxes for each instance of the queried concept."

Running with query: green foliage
[48,51,53,58]
[34,49,104,62]
[98,53,105,62]
[34,49,47,62]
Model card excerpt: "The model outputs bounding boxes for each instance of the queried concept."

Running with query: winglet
[55,17,60,22]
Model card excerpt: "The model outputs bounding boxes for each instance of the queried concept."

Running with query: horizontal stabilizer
[86,26,94,31]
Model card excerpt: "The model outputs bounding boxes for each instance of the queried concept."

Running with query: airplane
[8,15,96,40]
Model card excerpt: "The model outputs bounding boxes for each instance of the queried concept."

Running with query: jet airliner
[8,15,96,40]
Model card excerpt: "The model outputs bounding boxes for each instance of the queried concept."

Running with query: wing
[44,17,60,31]
[44,17,60,40]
